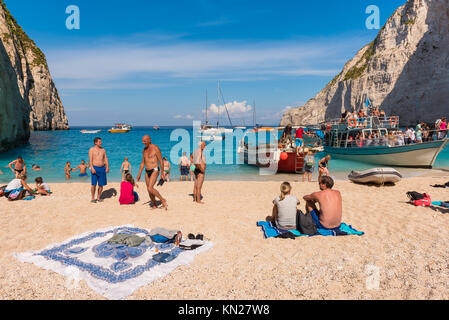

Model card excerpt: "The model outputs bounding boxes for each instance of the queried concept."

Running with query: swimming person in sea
[64,162,72,179]
[8,156,26,178]
[89,137,110,203]
[136,135,168,210]
[73,160,90,177]
[163,157,171,182]
[303,176,342,230]
[266,182,300,230]
[120,157,132,181]
[193,141,206,204]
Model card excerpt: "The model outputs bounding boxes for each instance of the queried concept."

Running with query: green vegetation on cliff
[343,41,375,81]
[0,0,48,68]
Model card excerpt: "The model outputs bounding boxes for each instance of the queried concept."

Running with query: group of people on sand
[87,136,207,208]
[0,172,52,201]
[267,176,342,231]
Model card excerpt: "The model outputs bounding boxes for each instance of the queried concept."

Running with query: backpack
[407,192,431,207]
[406,191,425,201]
[296,210,318,235]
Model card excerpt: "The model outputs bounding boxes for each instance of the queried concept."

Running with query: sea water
[0,126,448,184]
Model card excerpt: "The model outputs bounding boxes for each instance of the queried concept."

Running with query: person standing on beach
[120,157,132,181]
[89,137,109,203]
[303,176,342,230]
[8,156,26,178]
[73,160,90,177]
[179,152,190,181]
[193,141,206,204]
[318,155,331,178]
[136,135,168,210]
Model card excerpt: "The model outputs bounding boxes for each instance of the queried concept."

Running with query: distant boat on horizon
[108,123,132,133]
[153,126,160,130]
[80,129,101,134]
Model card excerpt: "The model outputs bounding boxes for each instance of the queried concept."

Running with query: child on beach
[119,173,139,205]
[303,150,315,182]
[120,157,132,181]
[35,177,51,196]
[266,182,300,230]
[65,162,72,179]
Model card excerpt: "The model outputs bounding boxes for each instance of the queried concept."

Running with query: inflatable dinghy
[348,168,402,185]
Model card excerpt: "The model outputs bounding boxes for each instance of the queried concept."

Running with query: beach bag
[406,191,425,201]
[296,210,317,235]
[8,188,24,201]
[412,194,431,207]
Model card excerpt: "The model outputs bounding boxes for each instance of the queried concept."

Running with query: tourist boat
[108,124,132,133]
[321,115,448,168]
[80,129,101,134]
[238,127,323,173]
[153,126,160,130]
[348,168,402,185]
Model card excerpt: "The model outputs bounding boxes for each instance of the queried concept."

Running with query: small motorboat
[153,126,160,130]
[108,124,131,133]
[81,130,101,134]
[348,168,403,185]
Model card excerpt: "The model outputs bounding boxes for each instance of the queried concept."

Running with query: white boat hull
[325,139,448,168]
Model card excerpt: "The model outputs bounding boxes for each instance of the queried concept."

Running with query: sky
[4,0,406,127]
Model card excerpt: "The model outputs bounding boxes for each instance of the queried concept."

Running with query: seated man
[303,176,342,230]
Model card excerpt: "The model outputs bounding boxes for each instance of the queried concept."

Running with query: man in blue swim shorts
[73,160,90,177]
[89,138,109,203]
[303,176,342,230]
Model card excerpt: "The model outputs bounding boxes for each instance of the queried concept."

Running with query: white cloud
[174,114,194,119]
[205,100,252,117]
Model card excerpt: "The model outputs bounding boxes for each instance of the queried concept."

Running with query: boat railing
[322,116,400,130]
[327,129,447,148]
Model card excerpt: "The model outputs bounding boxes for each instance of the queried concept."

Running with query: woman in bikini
[318,155,331,178]
[8,157,26,178]
[162,157,171,182]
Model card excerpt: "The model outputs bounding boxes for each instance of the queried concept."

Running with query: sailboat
[198,82,233,141]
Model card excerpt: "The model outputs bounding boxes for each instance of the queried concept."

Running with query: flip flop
[90,200,97,203]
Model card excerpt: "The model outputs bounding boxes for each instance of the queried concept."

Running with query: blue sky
[4,0,406,126]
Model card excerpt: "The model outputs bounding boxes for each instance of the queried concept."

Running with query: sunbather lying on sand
[303,176,342,229]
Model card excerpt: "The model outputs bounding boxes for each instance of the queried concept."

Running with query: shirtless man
[136,135,168,210]
[8,156,26,178]
[73,160,90,177]
[88,137,109,203]
[120,157,132,181]
[179,152,190,181]
[303,176,342,229]
[193,141,206,204]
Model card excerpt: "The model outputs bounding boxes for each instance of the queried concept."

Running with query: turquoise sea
[0,126,448,184]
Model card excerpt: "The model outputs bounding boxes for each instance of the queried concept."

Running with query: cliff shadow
[0,39,31,151]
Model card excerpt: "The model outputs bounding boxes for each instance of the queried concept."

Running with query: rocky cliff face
[281,0,449,126]
[0,0,68,133]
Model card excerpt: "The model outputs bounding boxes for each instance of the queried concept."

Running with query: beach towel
[257,221,364,239]
[432,201,449,208]
[14,225,214,300]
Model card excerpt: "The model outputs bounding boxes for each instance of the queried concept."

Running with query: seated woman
[119,173,139,205]
[266,182,300,230]
[4,173,34,200]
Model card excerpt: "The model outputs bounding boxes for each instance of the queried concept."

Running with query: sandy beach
[1,172,449,300]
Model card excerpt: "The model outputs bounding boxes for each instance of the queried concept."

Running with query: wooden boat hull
[108,129,130,133]
[325,139,448,168]
[238,147,304,173]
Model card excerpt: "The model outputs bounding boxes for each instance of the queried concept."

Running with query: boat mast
[253,100,256,127]
[217,81,220,128]
[218,82,234,127]
[205,89,208,125]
